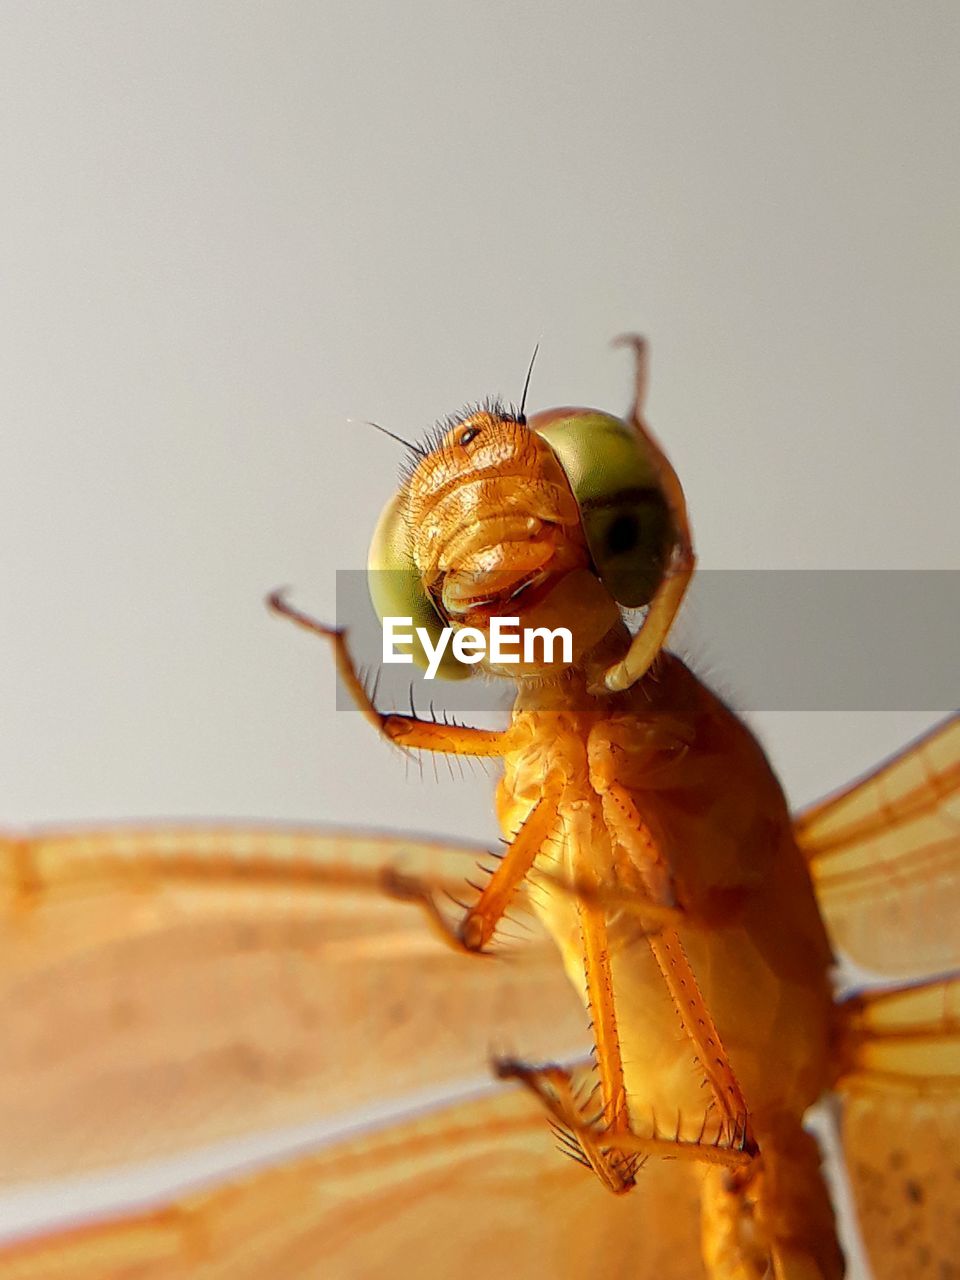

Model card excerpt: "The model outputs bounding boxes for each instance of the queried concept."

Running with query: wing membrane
[836,974,960,1090]
[795,714,960,975]
[835,973,960,1280]
[0,826,589,1183]
[0,1084,706,1280]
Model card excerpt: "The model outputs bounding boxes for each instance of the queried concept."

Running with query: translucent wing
[0,1085,706,1280]
[834,973,960,1280]
[0,826,589,1183]
[794,714,960,975]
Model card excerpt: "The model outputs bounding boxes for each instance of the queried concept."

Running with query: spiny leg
[500,1054,834,1278]
[602,800,752,1145]
[268,590,509,756]
[557,843,752,1181]
[269,590,564,955]
[371,775,565,956]
[588,734,754,1149]
[458,774,564,951]
[494,1059,632,1193]
[494,807,645,1193]
[577,858,631,1140]
[494,1058,753,1189]
[645,925,754,1146]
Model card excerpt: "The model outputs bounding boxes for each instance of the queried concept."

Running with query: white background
[0,4,957,1271]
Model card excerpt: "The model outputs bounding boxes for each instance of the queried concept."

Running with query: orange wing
[0,1085,705,1279]
[833,973,960,1280]
[0,826,589,1183]
[795,714,960,976]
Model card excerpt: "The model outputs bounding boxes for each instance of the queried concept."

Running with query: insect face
[405,409,591,631]
[368,376,683,683]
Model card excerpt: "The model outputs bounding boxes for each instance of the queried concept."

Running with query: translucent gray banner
[333,570,959,713]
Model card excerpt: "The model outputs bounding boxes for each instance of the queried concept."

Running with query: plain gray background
[0,3,957,1270]
[1,3,957,839]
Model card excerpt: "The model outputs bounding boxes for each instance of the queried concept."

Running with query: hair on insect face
[421,398,525,453]
[370,342,540,485]
[368,421,428,460]
[392,397,526,489]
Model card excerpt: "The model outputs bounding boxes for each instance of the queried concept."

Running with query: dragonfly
[0,338,957,1278]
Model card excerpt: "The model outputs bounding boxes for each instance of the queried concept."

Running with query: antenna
[518,342,540,421]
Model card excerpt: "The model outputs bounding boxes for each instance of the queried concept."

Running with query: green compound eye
[529,409,673,608]
[367,490,470,681]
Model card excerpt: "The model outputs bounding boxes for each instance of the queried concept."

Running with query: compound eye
[604,512,639,555]
[458,425,481,446]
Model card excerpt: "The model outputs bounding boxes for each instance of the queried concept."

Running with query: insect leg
[588,735,754,1148]
[457,774,565,951]
[267,590,510,755]
[368,775,565,956]
[599,335,696,692]
[576,854,632,1139]
[493,1059,753,1190]
[504,798,638,1190]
